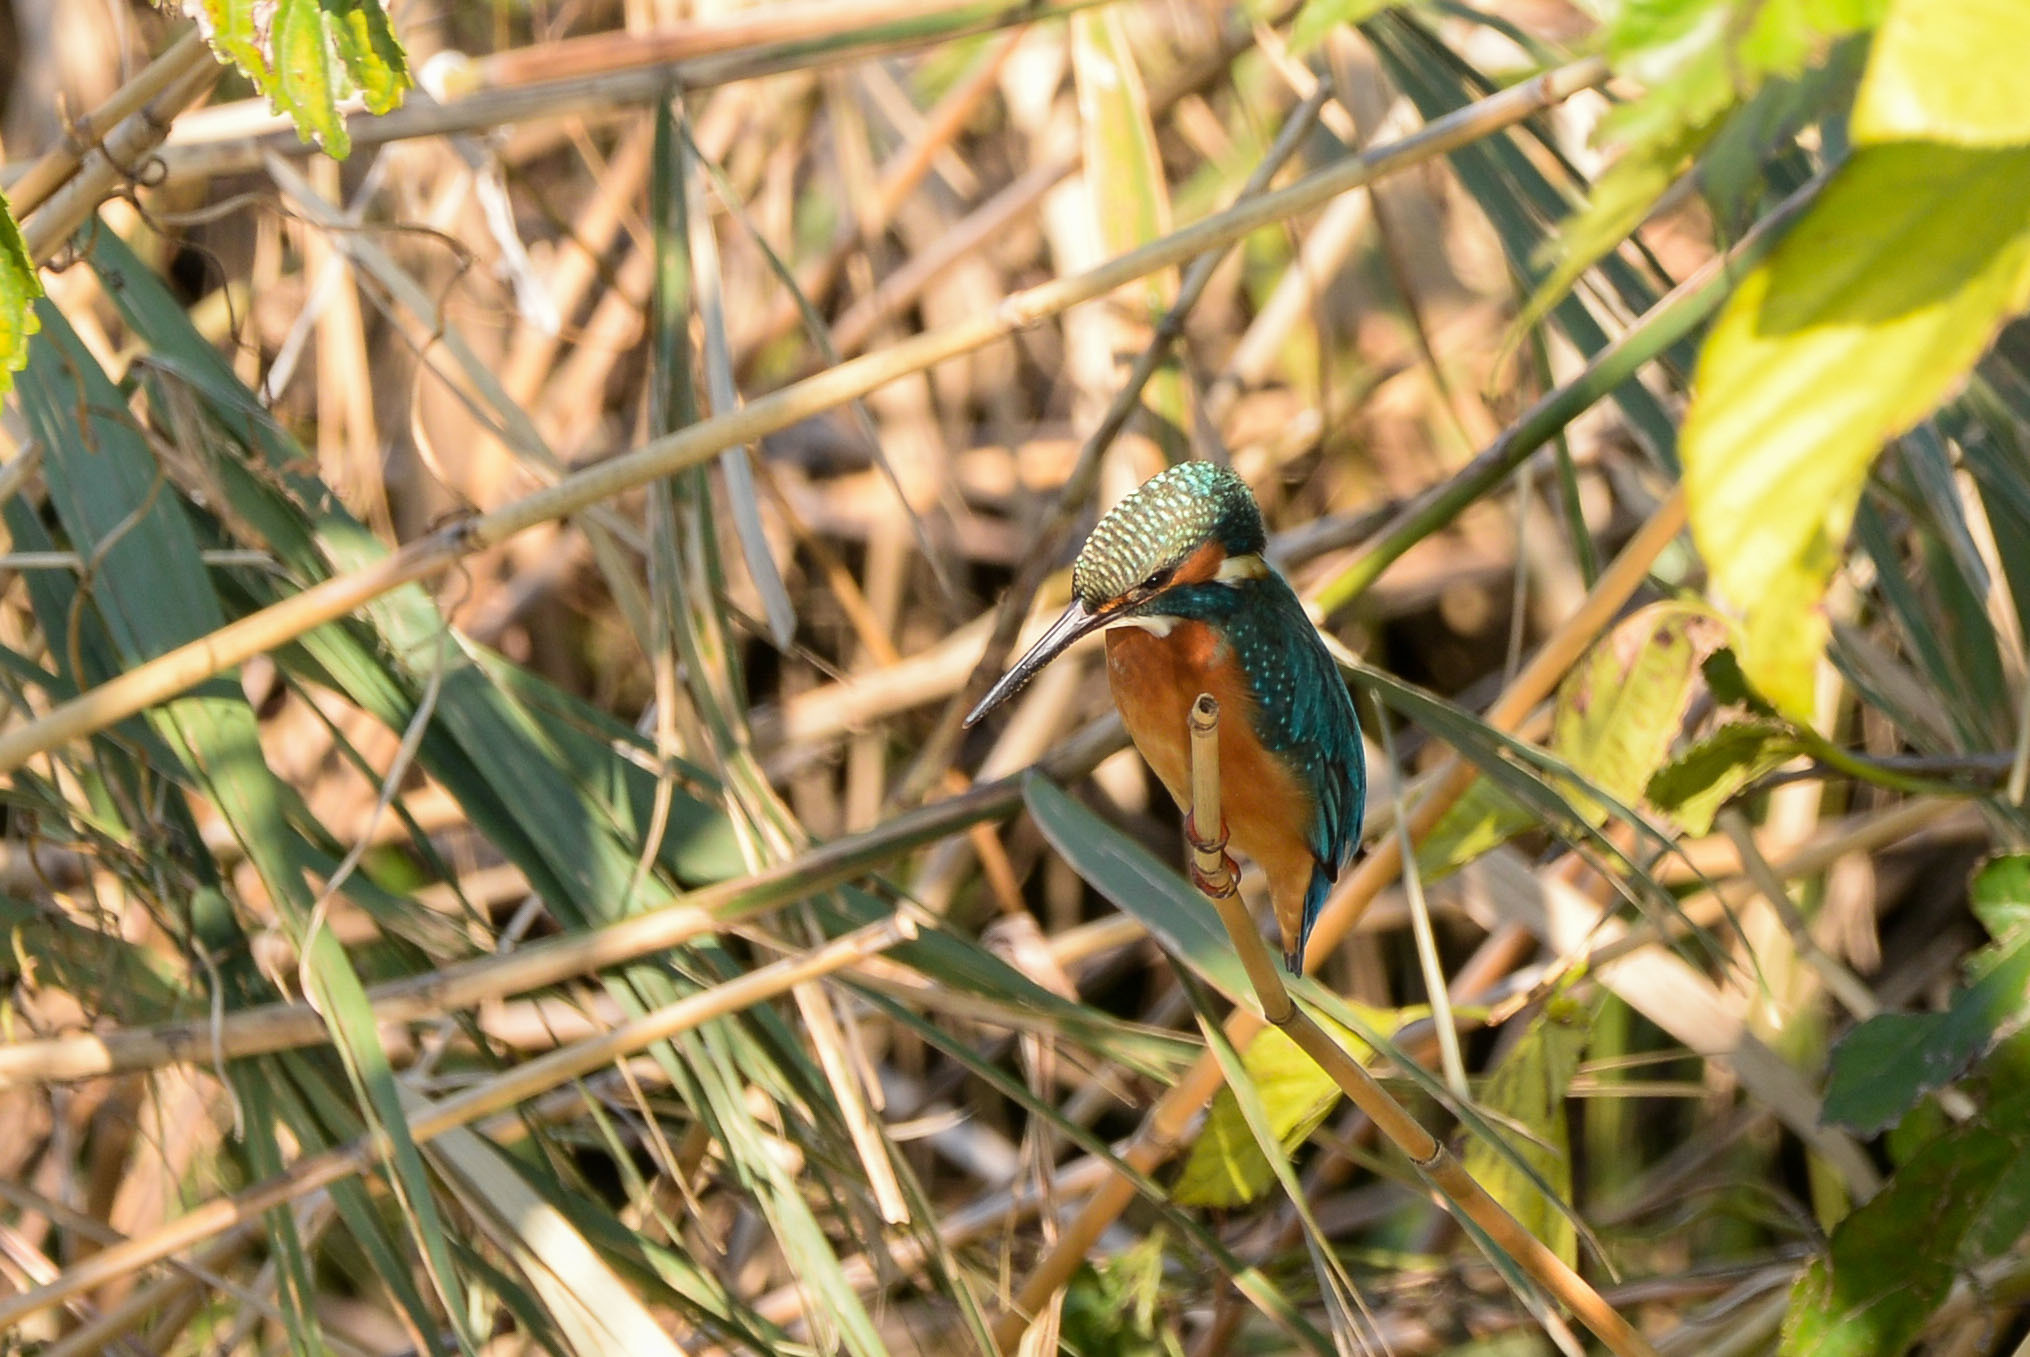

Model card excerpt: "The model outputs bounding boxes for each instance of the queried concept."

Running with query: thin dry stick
[21,52,222,261]
[990,486,1687,1350]
[142,0,1084,183]
[1184,696,1657,1357]
[0,912,917,1333]
[6,28,209,217]
[0,57,1607,778]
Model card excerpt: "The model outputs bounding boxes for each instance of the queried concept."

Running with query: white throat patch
[1215,552,1269,583]
[1103,614,1177,637]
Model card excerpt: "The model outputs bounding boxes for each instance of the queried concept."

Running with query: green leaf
[326,0,409,114]
[20,298,476,1348]
[1785,1033,2030,1356]
[170,0,412,154]
[1418,777,1538,880]
[1643,717,1811,835]
[1289,0,1405,54]
[1460,998,1591,1269]
[1821,933,2030,1137]
[1023,774,1254,1001]
[1516,116,1716,343]
[1552,601,1722,814]
[1419,601,1720,875]
[0,189,40,396]
[1968,851,2030,945]
[1850,0,2030,147]
[1175,1020,1372,1208]
[1682,142,2030,716]
[1602,0,1884,152]
[1061,1233,1173,1357]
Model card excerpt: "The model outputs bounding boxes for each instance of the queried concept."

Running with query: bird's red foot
[1182,812,1240,898]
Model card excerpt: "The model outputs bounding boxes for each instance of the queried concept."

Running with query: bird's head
[965,462,1268,726]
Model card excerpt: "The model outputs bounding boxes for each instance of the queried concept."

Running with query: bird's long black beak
[963,599,1108,727]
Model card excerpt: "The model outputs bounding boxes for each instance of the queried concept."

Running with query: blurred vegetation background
[0,0,2027,1353]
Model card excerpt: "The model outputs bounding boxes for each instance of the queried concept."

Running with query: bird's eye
[1141,567,1174,593]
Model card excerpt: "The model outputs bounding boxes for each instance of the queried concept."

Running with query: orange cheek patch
[1170,540,1228,586]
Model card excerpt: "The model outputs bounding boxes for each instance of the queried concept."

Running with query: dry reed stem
[143,1,1090,182]
[1178,693,1657,1356]
[6,28,208,217]
[21,52,221,261]
[0,912,917,1332]
[990,486,1688,1350]
[0,57,1607,776]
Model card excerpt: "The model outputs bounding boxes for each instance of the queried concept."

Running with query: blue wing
[1169,571,1367,968]
[1254,577,1365,967]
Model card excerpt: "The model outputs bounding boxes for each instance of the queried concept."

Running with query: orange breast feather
[1105,622,1321,946]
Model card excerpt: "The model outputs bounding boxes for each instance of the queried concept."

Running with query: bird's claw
[1182,810,1225,853]
[1189,855,1241,898]
[1183,812,1240,898]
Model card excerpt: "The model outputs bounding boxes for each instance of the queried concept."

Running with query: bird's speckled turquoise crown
[1072,462,1267,607]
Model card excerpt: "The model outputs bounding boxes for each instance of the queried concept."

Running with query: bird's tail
[1285,861,1335,974]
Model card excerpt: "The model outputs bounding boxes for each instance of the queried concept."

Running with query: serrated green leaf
[174,0,411,154]
[1419,602,1719,875]
[1683,142,2030,716]
[326,0,410,114]
[1850,0,2030,147]
[1175,1019,1373,1208]
[199,0,271,82]
[1785,1032,2030,1356]
[1643,717,1810,835]
[272,0,348,155]
[1552,601,1721,814]
[1460,998,1591,1269]
[1289,0,1406,54]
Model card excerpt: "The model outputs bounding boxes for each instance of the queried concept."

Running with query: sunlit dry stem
[21,49,221,262]
[1183,697,1659,1357]
[0,912,917,1333]
[0,57,1606,777]
[6,28,210,219]
[991,487,1688,1351]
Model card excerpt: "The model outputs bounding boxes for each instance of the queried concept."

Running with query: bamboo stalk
[1183,696,1658,1357]
[0,913,917,1333]
[0,57,1607,777]
[990,486,1687,1350]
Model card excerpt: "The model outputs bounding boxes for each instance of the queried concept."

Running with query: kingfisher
[965,462,1365,972]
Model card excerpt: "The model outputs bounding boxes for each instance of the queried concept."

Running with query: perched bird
[966,462,1365,972]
